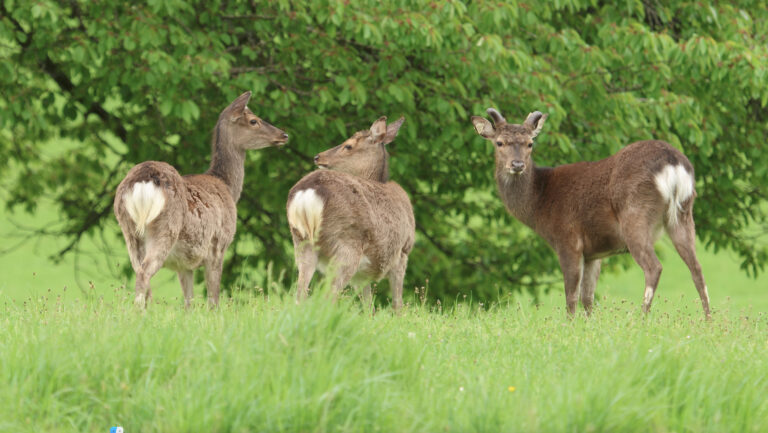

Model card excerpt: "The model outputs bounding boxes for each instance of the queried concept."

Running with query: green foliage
[1,291,767,432]
[1,0,767,300]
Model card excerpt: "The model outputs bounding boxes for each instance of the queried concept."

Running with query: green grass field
[1,289,766,433]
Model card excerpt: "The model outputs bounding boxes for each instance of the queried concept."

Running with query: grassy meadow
[1,287,767,433]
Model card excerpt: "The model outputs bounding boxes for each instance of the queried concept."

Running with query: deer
[286,116,414,311]
[471,108,711,318]
[114,91,288,308]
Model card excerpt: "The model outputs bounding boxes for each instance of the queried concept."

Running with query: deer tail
[654,164,694,227]
[287,188,324,243]
[122,181,166,237]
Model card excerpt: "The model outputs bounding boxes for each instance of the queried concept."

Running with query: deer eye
[249,119,259,125]
[344,144,352,150]
[496,141,503,147]
[528,142,533,148]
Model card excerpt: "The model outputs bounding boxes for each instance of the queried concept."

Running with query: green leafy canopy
[1,0,767,300]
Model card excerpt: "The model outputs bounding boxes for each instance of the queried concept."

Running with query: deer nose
[281,133,289,140]
[510,160,525,173]
[313,154,320,163]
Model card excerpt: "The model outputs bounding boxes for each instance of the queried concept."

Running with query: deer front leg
[557,250,584,316]
[388,252,409,312]
[580,259,601,315]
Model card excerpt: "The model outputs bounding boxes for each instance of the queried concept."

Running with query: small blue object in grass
[110,427,123,433]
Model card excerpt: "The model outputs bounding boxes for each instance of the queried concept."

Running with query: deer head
[216,91,289,150]
[471,108,548,176]
[314,116,405,182]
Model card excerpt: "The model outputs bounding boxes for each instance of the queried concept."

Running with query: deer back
[289,170,414,254]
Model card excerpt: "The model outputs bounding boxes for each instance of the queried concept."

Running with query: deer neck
[373,154,389,183]
[495,161,541,229]
[206,122,246,202]
[357,150,389,183]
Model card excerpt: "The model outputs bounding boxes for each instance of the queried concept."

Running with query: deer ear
[370,116,388,141]
[524,111,548,138]
[471,116,495,139]
[382,116,405,145]
[227,91,252,121]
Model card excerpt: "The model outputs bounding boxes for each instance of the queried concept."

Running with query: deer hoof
[134,293,147,308]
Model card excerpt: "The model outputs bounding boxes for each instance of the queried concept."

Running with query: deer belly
[586,248,629,260]
[584,235,628,260]
[316,255,379,282]
[356,255,374,275]
[351,256,379,285]
[164,241,206,271]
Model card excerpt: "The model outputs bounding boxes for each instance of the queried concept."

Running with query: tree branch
[40,57,128,143]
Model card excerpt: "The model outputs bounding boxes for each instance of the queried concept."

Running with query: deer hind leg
[621,217,663,314]
[293,236,318,303]
[557,251,584,316]
[666,210,711,319]
[327,244,363,298]
[388,252,409,312]
[204,256,224,308]
[357,284,375,314]
[134,237,174,308]
[580,259,601,315]
[118,228,147,297]
[120,230,145,276]
[178,270,194,308]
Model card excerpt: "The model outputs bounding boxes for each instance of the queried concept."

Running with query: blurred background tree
[1,0,766,301]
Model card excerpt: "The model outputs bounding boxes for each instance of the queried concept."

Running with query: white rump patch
[654,164,694,226]
[123,181,166,237]
[287,189,324,243]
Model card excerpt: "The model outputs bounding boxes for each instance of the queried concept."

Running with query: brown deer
[286,116,414,311]
[471,108,711,318]
[114,91,288,307]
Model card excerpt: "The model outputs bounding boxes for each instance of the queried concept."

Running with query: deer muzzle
[314,154,328,168]
[272,132,289,145]
[508,160,525,175]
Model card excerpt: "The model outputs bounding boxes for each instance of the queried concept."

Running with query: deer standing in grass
[471,108,711,318]
[286,116,414,311]
[114,91,288,307]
